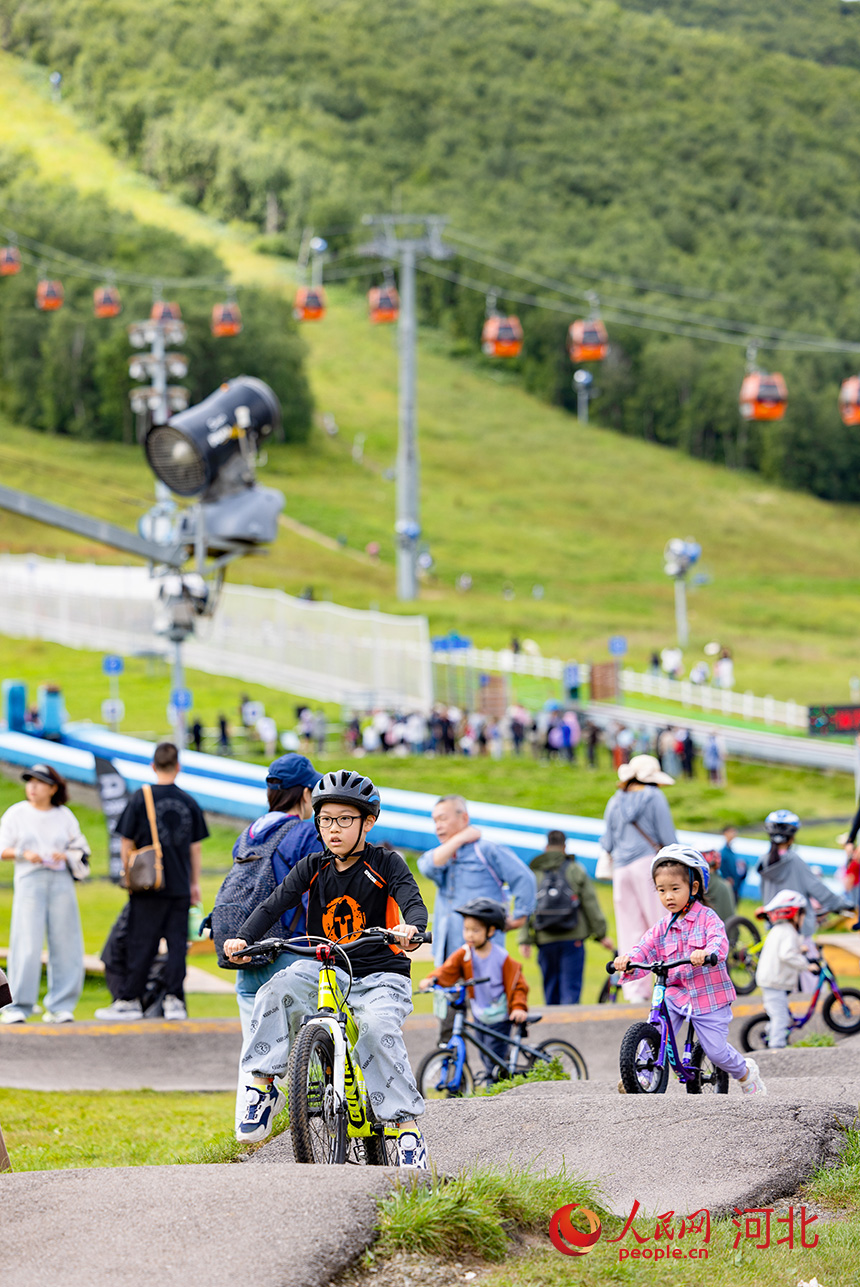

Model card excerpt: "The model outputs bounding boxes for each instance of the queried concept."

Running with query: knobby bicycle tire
[535,1039,588,1081]
[289,1026,347,1164]
[619,1022,668,1094]
[823,988,860,1035]
[739,1012,781,1052]
[725,916,760,997]
[416,1048,476,1099]
[685,1041,729,1094]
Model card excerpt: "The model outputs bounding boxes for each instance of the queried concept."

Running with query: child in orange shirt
[419,896,528,1078]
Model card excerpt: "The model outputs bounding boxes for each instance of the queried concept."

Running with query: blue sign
[102,654,124,676]
[171,688,193,711]
[608,635,628,657]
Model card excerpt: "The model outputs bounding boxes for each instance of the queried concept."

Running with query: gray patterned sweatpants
[240,959,424,1123]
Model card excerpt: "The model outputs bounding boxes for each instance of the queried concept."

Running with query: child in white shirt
[755,889,812,1048]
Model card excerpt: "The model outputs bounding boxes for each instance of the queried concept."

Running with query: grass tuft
[806,1127,860,1211]
[481,1055,569,1097]
[793,1033,836,1047]
[375,1163,602,1262]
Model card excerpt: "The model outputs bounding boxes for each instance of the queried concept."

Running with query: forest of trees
[4,0,860,495]
[0,151,312,442]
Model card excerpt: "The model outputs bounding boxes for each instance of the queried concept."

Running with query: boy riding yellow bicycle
[224,770,429,1168]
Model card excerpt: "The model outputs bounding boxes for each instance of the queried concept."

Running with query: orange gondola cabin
[150,300,182,323]
[481,315,523,358]
[839,377,860,427]
[293,286,326,321]
[36,279,64,311]
[567,319,609,363]
[0,246,21,276]
[738,371,787,422]
[211,301,243,337]
[93,285,122,318]
[368,285,400,324]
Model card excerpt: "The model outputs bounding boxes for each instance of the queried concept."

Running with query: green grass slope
[8,1,860,496]
[1,49,860,701]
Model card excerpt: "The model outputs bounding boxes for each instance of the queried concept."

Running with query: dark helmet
[454,897,508,931]
[312,769,381,819]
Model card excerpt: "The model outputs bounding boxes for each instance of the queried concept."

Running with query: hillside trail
[2,1040,857,1287]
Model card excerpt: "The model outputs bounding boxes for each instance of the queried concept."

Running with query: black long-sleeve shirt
[238,842,428,977]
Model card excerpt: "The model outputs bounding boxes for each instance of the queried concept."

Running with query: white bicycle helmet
[651,844,710,894]
[756,889,807,922]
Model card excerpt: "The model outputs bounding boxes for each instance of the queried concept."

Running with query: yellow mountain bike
[239,928,430,1165]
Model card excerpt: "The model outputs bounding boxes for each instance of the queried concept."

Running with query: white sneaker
[0,1008,27,1025]
[236,1083,286,1143]
[741,1057,767,1095]
[42,1010,75,1024]
[396,1128,429,1169]
[93,999,144,1021]
[162,995,187,1021]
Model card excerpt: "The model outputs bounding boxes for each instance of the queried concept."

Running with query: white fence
[0,555,433,710]
[432,647,809,730]
[618,668,809,730]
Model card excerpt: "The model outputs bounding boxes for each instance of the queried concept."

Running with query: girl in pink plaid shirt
[614,845,767,1095]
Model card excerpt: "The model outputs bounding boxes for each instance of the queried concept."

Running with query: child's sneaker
[741,1057,767,1095]
[396,1128,429,1169]
[236,1081,286,1143]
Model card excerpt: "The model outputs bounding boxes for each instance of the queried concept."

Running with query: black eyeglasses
[318,814,362,829]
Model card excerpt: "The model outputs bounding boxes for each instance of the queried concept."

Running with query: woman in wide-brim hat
[600,754,677,1002]
[0,764,89,1024]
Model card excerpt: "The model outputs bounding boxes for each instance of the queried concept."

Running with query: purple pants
[667,1000,747,1080]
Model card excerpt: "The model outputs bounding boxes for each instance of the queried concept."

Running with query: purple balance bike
[612,953,728,1095]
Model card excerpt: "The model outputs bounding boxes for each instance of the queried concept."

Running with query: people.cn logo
[549,1204,603,1256]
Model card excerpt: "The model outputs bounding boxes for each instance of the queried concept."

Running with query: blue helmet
[765,810,800,843]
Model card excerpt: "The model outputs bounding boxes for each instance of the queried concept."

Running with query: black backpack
[534,862,581,933]
[209,816,303,968]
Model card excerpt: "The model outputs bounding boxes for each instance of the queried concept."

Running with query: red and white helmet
[756,889,807,922]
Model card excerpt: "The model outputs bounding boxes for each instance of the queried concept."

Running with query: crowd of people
[2,743,856,1169]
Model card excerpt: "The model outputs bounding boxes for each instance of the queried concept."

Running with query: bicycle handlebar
[233,927,432,966]
[606,952,719,975]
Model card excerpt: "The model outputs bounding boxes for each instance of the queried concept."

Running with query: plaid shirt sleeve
[665,905,735,1013]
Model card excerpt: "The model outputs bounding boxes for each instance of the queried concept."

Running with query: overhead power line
[416,258,860,355]
[0,220,231,290]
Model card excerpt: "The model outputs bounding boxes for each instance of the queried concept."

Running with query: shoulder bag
[123,784,164,893]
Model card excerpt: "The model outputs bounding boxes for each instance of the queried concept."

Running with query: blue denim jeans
[3,865,84,1016]
[538,939,585,1005]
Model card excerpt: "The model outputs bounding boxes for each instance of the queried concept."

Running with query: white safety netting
[0,554,433,710]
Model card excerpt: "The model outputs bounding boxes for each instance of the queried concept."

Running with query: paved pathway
[3,1012,857,1286]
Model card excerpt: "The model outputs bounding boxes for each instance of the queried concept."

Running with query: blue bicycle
[416,981,588,1097]
[613,954,728,1095]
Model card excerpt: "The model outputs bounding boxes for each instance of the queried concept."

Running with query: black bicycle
[416,981,588,1097]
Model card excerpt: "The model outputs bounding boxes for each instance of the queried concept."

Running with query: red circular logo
[548,1204,602,1256]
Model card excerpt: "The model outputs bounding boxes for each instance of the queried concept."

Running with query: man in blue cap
[222,753,322,1126]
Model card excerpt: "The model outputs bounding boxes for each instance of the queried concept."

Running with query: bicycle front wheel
[619,1022,668,1094]
[416,1049,475,1099]
[685,1042,728,1094]
[535,1039,588,1081]
[739,1012,773,1052]
[289,1027,347,1164]
[823,988,860,1035]
[725,916,761,996]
